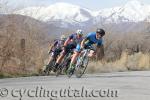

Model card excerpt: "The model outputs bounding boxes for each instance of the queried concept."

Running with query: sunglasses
[96,32,104,37]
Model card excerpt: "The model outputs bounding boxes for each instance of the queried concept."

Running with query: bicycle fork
[76,50,88,67]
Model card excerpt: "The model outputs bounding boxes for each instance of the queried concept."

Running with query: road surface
[0,71,150,100]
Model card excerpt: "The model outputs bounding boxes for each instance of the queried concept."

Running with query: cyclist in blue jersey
[81,28,105,57]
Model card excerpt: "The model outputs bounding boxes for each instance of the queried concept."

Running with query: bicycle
[67,46,95,78]
[55,49,73,76]
[42,50,60,75]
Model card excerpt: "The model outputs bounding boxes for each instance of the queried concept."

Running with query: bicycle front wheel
[75,55,89,78]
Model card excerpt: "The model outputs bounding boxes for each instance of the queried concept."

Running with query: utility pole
[20,39,25,71]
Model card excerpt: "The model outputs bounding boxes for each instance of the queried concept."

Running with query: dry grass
[1,52,150,78]
[87,52,150,73]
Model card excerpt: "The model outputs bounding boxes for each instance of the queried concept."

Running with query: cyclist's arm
[49,44,53,51]
[64,34,73,46]
[81,38,88,48]
[49,41,58,52]
[81,33,91,48]
[64,38,71,46]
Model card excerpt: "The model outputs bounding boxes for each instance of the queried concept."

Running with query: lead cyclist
[80,28,105,58]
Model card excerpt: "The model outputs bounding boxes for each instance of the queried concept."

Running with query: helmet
[96,28,105,36]
[76,29,83,35]
[60,35,66,40]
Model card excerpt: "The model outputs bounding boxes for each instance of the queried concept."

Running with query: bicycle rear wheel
[42,59,55,75]
[56,55,71,77]
[62,58,71,74]
[55,65,63,77]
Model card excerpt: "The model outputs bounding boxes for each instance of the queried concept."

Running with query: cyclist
[67,28,105,74]
[54,29,84,71]
[80,28,105,58]
[46,35,66,68]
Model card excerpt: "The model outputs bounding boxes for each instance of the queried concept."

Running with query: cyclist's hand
[80,47,84,51]
[93,51,96,55]
[81,45,84,50]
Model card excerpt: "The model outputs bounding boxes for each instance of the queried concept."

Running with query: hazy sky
[4,0,150,11]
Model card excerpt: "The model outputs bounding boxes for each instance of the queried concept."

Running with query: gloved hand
[80,44,85,50]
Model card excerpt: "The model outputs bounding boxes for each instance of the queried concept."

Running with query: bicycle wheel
[42,65,50,75]
[56,53,72,76]
[67,67,75,78]
[42,60,55,75]
[55,65,62,77]
[62,58,71,74]
[75,55,89,78]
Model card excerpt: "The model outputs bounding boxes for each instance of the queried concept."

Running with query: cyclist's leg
[54,45,69,69]
[46,48,61,69]
[54,51,65,69]
[54,48,62,58]
[69,44,81,69]
[47,51,54,66]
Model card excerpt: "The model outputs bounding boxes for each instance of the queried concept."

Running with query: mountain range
[1,0,150,34]
[15,1,149,22]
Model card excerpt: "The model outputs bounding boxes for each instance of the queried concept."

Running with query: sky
[3,0,150,11]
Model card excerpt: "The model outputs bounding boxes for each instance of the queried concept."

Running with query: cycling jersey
[50,39,65,57]
[68,33,83,45]
[85,32,103,47]
[63,33,83,53]
[53,39,64,49]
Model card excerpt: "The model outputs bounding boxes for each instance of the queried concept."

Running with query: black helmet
[96,28,105,36]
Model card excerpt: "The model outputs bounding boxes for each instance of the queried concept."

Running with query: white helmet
[60,35,66,40]
[76,29,83,35]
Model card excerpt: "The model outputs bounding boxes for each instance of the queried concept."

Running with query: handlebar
[84,45,96,51]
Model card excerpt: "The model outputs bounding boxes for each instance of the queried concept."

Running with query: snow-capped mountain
[98,0,150,23]
[15,2,96,23]
[15,0,150,23]
[13,0,150,33]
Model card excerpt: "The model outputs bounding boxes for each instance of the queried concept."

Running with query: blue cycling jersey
[67,33,83,52]
[85,32,103,46]
[68,33,83,45]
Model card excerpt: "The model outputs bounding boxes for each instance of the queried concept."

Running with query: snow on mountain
[95,0,150,23]
[15,2,95,23]
[14,0,150,29]
[112,0,150,22]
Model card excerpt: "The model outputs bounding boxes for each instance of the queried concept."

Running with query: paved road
[0,71,150,100]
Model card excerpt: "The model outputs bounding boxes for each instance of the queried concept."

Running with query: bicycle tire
[56,52,72,76]
[75,54,89,78]
[42,59,55,75]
